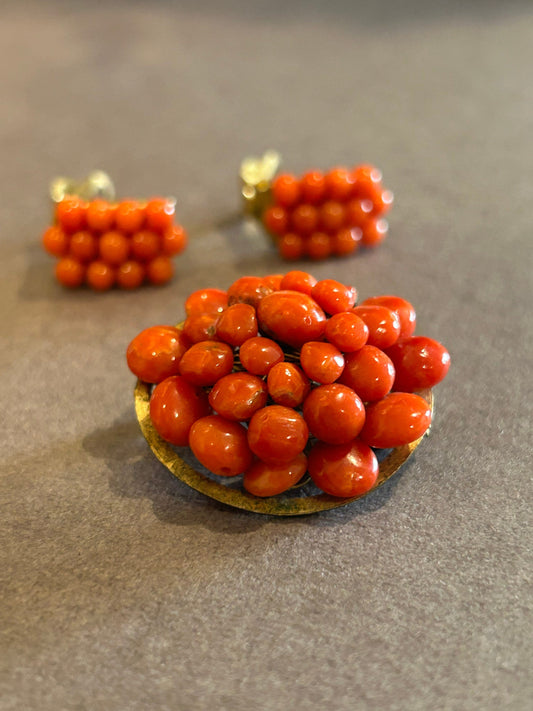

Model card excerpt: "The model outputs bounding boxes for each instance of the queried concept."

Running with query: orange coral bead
[55,257,85,288]
[291,204,318,236]
[279,233,304,260]
[115,200,145,233]
[99,230,130,266]
[372,189,394,216]
[346,199,373,227]
[352,164,383,201]
[243,454,308,497]
[362,218,388,247]
[319,201,346,233]
[300,170,326,205]
[69,231,98,262]
[189,415,253,477]
[131,230,160,262]
[56,197,87,233]
[86,200,116,232]
[86,260,115,291]
[263,205,289,236]
[117,261,145,289]
[162,225,187,256]
[145,198,175,233]
[271,173,301,208]
[326,167,356,201]
[146,256,174,285]
[306,232,332,260]
[331,227,362,256]
[42,226,69,257]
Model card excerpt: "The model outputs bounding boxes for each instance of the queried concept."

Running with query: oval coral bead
[257,290,326,348]
[359,392,432,448]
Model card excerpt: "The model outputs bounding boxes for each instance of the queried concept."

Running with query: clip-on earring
[240,151,393,261]
[42,170,187,290]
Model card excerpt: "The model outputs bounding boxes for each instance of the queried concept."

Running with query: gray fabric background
[1,1,532,709]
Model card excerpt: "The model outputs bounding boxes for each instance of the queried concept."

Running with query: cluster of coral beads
[127,271,450,499]
[42,196,187,290]
[262,165,393,260]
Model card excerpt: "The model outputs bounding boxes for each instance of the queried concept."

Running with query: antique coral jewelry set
[42,152,450,515]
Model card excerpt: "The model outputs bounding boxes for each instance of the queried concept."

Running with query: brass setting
[134,379,434,516]
[50,170,116,203]
[239,150,280,218]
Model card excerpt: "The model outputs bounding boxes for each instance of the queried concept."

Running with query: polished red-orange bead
[208,372,267,421]
[352,164,383,201]
[189,415,253,477]
[331,227,362,256]
[338,345,395,402]
[300,170,326,204]
[319,201,346,233]
[182,313,218,344]
[263,205,289,236]
[361,295,416,339]
[243,454,307,497]
[262,274,284,291]
[149,375,210,446]
[272,173,301,208]
[308,439,378,498]
[126,325,187,383]
[216,303,258,346]
[290,204,318,236]
[86,200,116,232]
[56,197,87,233]
[161,225,187,256]
[326,167,356,201]
[86,260,115,291]
[42,226,69,257]
[386,336,450,392]
[146,256,174,285]
[99,230,130,266]
[303,383,365,444]
[362,218,388,247]
[267,362,310,408]
[247,405,309,464]
[117,260,145,289]
[300,341,345,384]
[227,276,273,308]
[325,312,369,352]
[55,257,85,288]
[185,288,228,317]
[372,189,394,215]
[279,270,317,295]
[352,304,401,349]
[179,340,234,386]
[69,230,98,262]
[279,233,304,260]
[257,290,327,348]
[145,198,175,233]
[311,278,357,315]
[306,232,332,260]
[359,392,432,448]
[239,336,284,375]
[131,230,160,262]
[346,199,373,227]
[115,200,145,233]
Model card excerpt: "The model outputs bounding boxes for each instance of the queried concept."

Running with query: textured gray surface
[1,1,532,709]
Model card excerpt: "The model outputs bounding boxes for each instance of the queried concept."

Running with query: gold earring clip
[49,169,116,204]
